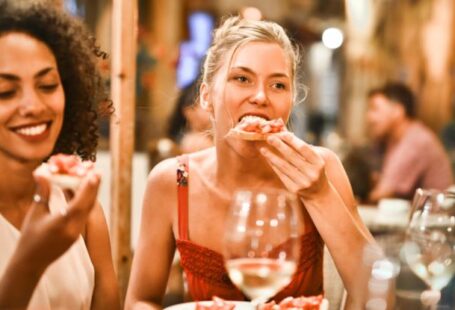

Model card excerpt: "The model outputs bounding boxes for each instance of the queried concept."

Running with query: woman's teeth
[240,115,267,122]
[15,123,47,136]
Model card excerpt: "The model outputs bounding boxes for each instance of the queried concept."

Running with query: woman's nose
[18,89,46,116]
[249,83,268,106]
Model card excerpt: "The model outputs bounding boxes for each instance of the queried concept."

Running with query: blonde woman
[126,16,375,309]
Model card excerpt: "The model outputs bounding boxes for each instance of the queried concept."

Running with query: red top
[175,155,324,302]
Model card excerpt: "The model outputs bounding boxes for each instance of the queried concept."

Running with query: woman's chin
[235,143,264,159]
[12,147,54,164]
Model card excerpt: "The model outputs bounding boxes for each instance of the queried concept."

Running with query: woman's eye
[0,90,16,99]
[39,84,59,92]
[234,76,249,83]
[272,82,287,90]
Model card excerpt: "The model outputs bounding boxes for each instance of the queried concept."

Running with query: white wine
[226,258,296,301]
[407,259,455,291]
[404,228,455,291]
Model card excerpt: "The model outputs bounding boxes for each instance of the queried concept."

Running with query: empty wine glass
[403,189,455,308]
[223,188,301,306]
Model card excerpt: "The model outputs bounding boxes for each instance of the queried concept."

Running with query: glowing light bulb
[322,27,344,49]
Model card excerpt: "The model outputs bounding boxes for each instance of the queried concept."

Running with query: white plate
[164,299,329,310]
[165,301,253,310]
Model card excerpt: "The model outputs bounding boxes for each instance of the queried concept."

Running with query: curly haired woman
[0,2,119,309]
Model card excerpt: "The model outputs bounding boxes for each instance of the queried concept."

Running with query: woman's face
[0,32,65,163]
[205,41,293,143]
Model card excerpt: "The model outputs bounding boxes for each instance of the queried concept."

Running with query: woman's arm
[85,203,121,310]
[260,132,377,307]
[305,148,376,307]
[318,146,375,242]
[125,159,177,310]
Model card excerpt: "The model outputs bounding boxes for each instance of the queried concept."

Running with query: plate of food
[164,296,328,310]
[260,295,328,310]
[165,298,252,310]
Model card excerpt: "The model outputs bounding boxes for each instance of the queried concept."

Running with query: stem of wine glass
[420,289,441,309]
[250,296,271,309]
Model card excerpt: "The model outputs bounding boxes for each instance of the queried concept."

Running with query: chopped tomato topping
[236,117,285,134]
[259,295,324,310]
[47,154,94,177]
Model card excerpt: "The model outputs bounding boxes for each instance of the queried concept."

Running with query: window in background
[64,0,85,17]
[176,11,214,89]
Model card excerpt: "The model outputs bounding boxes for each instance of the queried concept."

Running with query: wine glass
[223,188,301,306]
[403,189,455,308]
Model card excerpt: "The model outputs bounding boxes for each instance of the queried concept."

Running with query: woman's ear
[199,83,213,113]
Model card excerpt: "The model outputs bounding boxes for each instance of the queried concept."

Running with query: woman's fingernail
[88,172,99,184]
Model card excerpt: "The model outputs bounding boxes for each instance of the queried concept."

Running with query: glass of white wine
[223,188,301,306]
[403,189,455,308]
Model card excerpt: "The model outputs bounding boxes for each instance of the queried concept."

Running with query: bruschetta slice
[229,116,286,141]
[37,154,94,191]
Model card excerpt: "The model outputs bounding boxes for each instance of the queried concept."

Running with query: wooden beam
[109,0,137,302]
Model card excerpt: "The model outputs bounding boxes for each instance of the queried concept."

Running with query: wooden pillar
[110,0,137,302]
[148,0,182,138]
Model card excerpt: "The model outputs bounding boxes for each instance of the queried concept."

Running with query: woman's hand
[17,170,101,271]
[259,132,329,199]
[0,171,101,308]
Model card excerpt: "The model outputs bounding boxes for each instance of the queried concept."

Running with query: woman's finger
[271,132,322,165]
[260,147,312,184]
[65,171,100,218]
[262,154,300,194]
[27,175,52,219]
[265,135,307,173]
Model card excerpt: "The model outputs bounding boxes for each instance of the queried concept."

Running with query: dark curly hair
[0,1,110,161]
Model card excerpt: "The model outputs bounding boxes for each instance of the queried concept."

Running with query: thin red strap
[177,155,189,240]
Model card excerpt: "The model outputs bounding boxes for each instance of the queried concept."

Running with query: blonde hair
[202,16,304,104]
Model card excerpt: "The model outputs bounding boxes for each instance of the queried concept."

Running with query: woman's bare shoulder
[141,157,181,221]
[315,146,357,208]
[146,149,214,188]
[186,147,216,176]
[146,157,179,192]
[314,146,341,164]
[314,145,349,180]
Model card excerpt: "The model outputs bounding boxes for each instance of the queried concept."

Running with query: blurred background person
[167,77,213,154]
[341,146,373,203]
[441,109,455,178]
[366,82,453,203]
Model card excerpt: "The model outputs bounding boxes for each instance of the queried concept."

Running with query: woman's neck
[0,157,39,209]
[214,142,282,189]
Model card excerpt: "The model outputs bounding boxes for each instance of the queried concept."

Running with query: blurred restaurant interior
[67,0,455,222]
[17,0,455,308]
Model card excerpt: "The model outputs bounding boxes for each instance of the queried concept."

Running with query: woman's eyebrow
[0,73,19,81]
[230,66,289,78]
[35,67,55,78]
[0,67,56,81]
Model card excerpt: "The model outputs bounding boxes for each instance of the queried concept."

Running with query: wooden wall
[342,0,455,143]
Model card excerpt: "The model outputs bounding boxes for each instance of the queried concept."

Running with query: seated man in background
[366,82,453,203]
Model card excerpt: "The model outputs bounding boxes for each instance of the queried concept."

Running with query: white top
[0,186,94,310]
